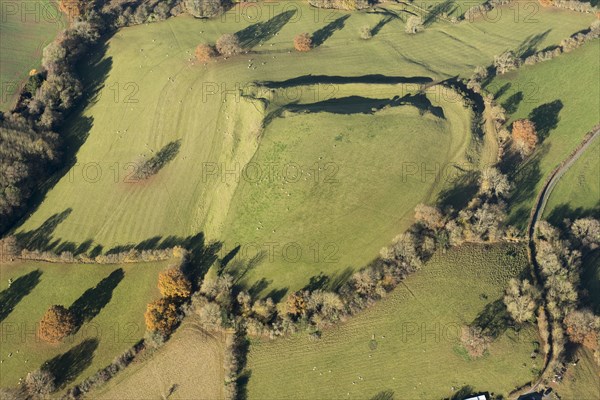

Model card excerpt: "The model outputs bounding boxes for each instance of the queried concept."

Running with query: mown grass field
[0,258,171,389]
[94,317,228,400]
[246,243,540,400]
[0,0,66,111]
[545,137,600,224]
[486,41,600,228]
[14,1,592,285]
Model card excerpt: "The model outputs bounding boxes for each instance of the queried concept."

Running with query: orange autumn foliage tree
[144,298,179,335]
[195,43,216,62]
[38,305,77,343]
[512,119,538,156]
[158,266,192,299]
[59,0,85,19]
[294,33,313,52]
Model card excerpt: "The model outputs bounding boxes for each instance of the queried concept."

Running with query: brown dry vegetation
[95,318,227,400]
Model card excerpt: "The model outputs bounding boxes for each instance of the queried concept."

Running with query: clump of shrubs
[294,33,313,52]
[195,43,217,62]
[309,0,372,10]
[216,33,242,56]
[38,305,77,343]
[405,16,424,34]
[359,25,372,40]
[460,326,491,358]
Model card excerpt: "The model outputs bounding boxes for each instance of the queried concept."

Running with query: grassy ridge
[246,243,539,400]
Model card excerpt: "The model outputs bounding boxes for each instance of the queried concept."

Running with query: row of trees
[0,122,59,234]
[309,0,373,10]
[493,20,600,75]
[534,218,600,366]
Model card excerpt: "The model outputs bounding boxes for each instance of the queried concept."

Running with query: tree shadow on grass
[502,91,523,114]
[423,0,455,26]
[328,267,354,292]
[516,30,551,59]
[0,269,42,322]
[302,272,330,292]
[235,9,297,49]
[227,251,267,286]
[545,202,600,228]
[437,172,479,213]
[312,15,350,47]
[15,208,73,251]
[471,299,511,339]
[529,100,563,143]
[69,268,124,327]
[448,385,475,400]
[42,338,98,389]
[283,92,444,118]
[371,15,395,37]
[370,390,395,400]
[506,145,548,228]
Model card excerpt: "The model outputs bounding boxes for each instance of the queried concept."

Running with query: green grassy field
[486,41,600,228]
[246,243,540,400]
[544,137,600,224]
[0,0,66,111]
[14,1,592,283]
[0,258,171,389]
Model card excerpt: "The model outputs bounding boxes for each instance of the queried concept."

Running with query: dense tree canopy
[0,121,58,234]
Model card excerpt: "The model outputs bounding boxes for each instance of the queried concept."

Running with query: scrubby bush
[494,51,519,74]
[216,33,242,56]
[478,168,511,199]
[38,305,76,343]
[460,326,491,357]
[195,43,216,62]
[570,218,600,249]
[359,25,372,40]
[405,16,424,34]
[25,369,56,397]
[294,33,313,52]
